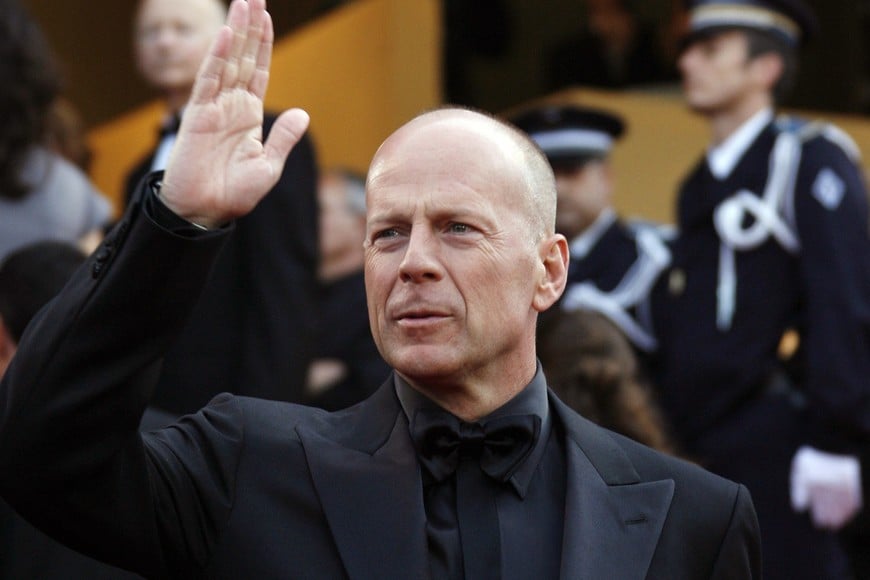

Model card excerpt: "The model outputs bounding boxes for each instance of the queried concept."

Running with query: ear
[533,234,569,313]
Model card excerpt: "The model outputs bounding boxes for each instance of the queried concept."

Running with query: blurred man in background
[652,1,870,577]
[125,0,320,415]
[511,104,671,356]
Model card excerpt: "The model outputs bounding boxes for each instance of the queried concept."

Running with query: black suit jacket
[124,113,319,414]
[0,199,761,579]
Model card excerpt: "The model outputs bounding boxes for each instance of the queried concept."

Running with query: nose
[398,227,443,284]
[156,27,178,48]
[140,25,175,50]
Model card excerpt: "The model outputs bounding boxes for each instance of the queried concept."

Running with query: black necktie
[412,409,541,579]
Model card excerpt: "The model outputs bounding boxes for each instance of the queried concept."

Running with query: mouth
[393,308,450,327]
[682,78,702,92]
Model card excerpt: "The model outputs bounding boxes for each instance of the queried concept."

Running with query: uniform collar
[707,107,773,179]
[569,207,617,260]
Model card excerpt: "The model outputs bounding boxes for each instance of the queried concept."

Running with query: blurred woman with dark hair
[537,308,676,454]
[0,0,110,259]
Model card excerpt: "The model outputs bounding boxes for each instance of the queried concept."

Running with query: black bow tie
[411,408,541,483]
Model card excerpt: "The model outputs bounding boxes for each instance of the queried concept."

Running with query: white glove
[790,446,863,530]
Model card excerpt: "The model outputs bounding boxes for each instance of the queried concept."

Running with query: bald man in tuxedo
[0,1,760,577]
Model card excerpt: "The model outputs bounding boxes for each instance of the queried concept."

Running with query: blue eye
[448,223,470,234]
[373,228,398,240]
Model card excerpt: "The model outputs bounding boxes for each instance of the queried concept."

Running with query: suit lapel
[299,383,675,579]
[298,383,428,580]
[553,395,674,580]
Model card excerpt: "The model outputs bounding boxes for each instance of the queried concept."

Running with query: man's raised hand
[158,0,309,228]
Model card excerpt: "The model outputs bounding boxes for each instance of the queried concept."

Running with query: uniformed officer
[511,104,671,354]
[652,1,870,578]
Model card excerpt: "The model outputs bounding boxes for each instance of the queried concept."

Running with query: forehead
[369,115,526,194]
[137,0,222,25]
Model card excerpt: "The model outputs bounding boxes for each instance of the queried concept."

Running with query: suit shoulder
[558,402,738,498]
[227,385,401,457]
[603,430,757,552]
[610,428,741,499]
[233,394,330,437]
[188,393,330,447]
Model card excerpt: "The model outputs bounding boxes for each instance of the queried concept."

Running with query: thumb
[264,108,311,177]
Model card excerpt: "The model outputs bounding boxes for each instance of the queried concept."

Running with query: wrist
[152,180,214,231]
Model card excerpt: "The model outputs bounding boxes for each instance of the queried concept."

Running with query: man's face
[678,29,761,115]
[554,160,612,240]
[134,0,224,94]
[364,116,547,389]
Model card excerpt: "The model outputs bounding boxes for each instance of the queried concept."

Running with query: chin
[683,92,719,115]
[388,348,462,384]
[149,73,191,91]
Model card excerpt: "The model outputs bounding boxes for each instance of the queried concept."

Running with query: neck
[708,95,772,145]
[402,358,537,422]
[164,88,193,117]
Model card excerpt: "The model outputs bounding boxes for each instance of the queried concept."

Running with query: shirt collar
[569,207,617,260]
[394,364,551,498]
[706,107,773,179]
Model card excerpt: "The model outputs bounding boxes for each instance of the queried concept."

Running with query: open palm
[159,0,309,228]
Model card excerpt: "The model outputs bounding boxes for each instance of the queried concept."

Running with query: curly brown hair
[538,308,676,454]
[0,0,62,200]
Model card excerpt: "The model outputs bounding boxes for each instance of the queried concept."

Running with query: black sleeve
[0,191,238,577]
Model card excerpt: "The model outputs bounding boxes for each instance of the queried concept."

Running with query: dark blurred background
[21,0,870,129]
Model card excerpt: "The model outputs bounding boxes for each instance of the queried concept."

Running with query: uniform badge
[812,168,845,211]
[668,268,686,296]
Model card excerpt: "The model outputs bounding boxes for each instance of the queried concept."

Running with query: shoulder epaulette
[773,114,810,136]
[775,114,861,162]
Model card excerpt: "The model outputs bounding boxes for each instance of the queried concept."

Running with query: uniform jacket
[561,211,671,353]
[566,215,638,292]
[652,117,870,450]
